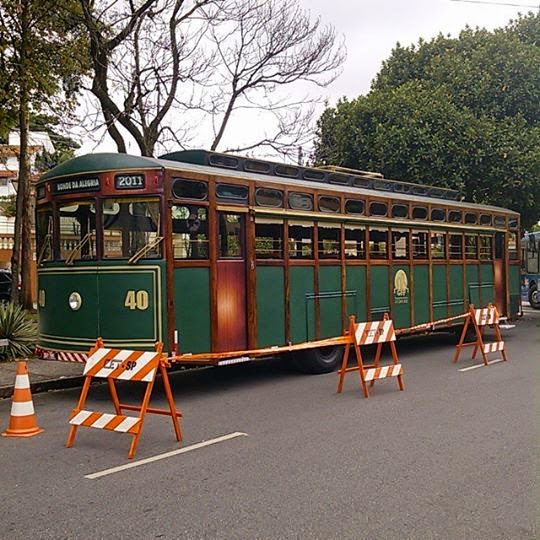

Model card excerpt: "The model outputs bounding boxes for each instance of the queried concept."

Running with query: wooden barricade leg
[494,321,508,362]
[66,375,91,449]
[108,379,122,415]
[453,311,472,363]
[337,317,355,394]
[159,362,182,442]
[127,376,156,459]
[390,341,405,391]
[353,340,369,399]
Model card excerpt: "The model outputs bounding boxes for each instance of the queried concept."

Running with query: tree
[0,0,87,308]
[78,0,344,158]
[313,12,540,228]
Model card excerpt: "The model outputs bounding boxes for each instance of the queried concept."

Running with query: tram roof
[39,152,518,215]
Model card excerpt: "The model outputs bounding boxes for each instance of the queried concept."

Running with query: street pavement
[0,308,538,539]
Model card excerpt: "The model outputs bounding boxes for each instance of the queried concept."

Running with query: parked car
[0,269,12,302]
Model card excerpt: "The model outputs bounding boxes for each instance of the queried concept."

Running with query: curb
[0,375,86,400]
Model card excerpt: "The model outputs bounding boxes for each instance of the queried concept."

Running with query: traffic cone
[2,361,43,437]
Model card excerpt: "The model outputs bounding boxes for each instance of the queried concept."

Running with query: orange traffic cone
[2,361,43,437]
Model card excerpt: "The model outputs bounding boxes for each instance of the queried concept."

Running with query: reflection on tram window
[58,201,97,261]
[345,226,366,259]
[392,230,409,259]
[171,205,208,259]
[288,222,313,259]
[218,213,243,258]
[479,236,492,260]
[318,224,341,258]
[465,235,478,259]
[37,208,54,263]
[369,228,388,259]
[431,232,446,259]
[412,230,428,259]
[102,198,161,259]
[255,219,283,259]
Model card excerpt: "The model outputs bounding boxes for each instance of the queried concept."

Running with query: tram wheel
[294,346,343,374]
[528,284,540,309]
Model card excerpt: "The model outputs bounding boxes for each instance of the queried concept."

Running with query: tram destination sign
[53,177,100,194]
[115,173,145,190]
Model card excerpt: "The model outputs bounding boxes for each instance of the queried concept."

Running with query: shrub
[0,303,38,361]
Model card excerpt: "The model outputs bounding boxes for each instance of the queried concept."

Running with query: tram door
[216,212,247,352]
[493,232,505,314]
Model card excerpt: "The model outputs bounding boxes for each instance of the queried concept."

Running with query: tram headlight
[68,292,82,311]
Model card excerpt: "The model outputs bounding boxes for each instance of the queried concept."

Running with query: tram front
[35,154,168,361]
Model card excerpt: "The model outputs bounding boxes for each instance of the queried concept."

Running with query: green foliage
[314,12,540,228]
[0,196,16,218]
[0,303,38,361]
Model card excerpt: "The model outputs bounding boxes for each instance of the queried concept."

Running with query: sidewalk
[0,358,85,399]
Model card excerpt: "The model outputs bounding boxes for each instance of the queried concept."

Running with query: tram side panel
[255,266,285,348]
[319,265,343,339]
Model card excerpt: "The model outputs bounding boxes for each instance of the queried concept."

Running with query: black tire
[294,346,343,374]
[528,284,540,310]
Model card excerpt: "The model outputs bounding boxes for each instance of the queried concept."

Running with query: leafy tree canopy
[314,12,540,228]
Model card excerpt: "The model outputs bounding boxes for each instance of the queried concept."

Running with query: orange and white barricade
[66,339,182,459]
[453,304,508,367]
[337,314,404,398]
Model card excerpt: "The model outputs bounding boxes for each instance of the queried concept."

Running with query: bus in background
[521,231,540,309]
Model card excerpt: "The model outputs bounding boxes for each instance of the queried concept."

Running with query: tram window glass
[526,238,539,273]
[345,199,365,215]
[369,201,387,217]
[245,160,271,174]
[508,232,519,259]
[288,192,313,211]
[58,201,97,261]
[479,236,492,260]
[36,208,54,263]
[391,204,408,219]
[318,223,341,259]
[431,208,445,221]
[431,233,446,259]
[465,235,478,259]
[449,211,462,223]
[288,221,313,259]
[218,213,243,257]
[345,226,366,259]
[494,233,504,259]
[172,179,208,200]
[275,165,299,178]
[102,198,161,259]
[255,218,283,259]
[448,234,463,259]
[171,205,208,259]
[479,214,492,226]
[494,216,506,227]
[412,230,428,259]
[216,183,248,202]
[255,188,283,208]
[412,206,428,220]
[369,228,388,259]
[392,230,409,259]
[508,217,518,229]
[209,154,239,169]
[318,196,340,213]
[465,213,477,225]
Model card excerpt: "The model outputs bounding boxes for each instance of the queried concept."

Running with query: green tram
[35,151,521,372]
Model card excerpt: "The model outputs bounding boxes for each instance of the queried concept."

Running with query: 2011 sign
[115,174,145,190]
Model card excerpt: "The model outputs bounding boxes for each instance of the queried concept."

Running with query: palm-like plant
[0,303,38,361]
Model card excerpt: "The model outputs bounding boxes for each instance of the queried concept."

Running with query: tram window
[255,218,283,259]
[36,208,54,263]
[275,165,300,178]
[58,201,97,261]
[392,230,409,259]
[318,224,341,259]
[288,222,313,259]
[303,169,325,181]
[449,211,462,223]
[369,228,388,259]
[430,208,445,221]
[345,226,366,259]
[448,234,463,259]
[391,204,408,219]
[171,205,208,259]
[216,183,248,202]
[245,160,271,174]
[508,232,519,260]
[479,214,492,226]
[218,213,243,258]
[465,235,478,259]
[431,233,446,259]
[412,206,428,220]
[318,196,340,213]
[255,188,283,208]
[494,216,506,227]
[102,198,161,260]
[369,202,387,217]
[209,154,239,169]
[345,199,365,215]
[494,233,504,259]
[508,217,518,229]
[465,213,477,225]
[172,178,208,200]
[479,236,492,260]
[288,192,313,211]
[412,230,428,259]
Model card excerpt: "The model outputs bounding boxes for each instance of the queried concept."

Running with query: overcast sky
[79,0,536,157]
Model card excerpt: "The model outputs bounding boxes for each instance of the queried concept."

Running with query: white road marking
[84,431,248,480]
[458,359,504,372]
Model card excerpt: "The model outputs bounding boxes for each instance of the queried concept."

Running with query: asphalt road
[1,309,538,539]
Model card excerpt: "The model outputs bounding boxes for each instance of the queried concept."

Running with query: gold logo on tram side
[393,269,409,304]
